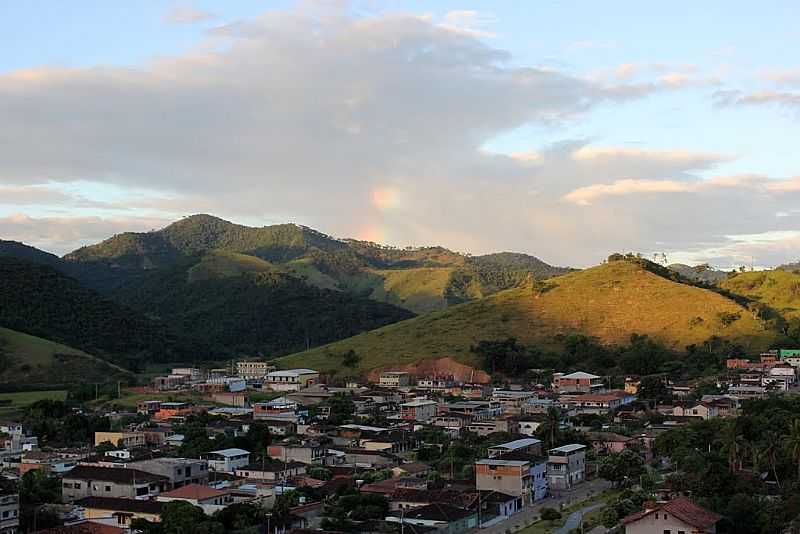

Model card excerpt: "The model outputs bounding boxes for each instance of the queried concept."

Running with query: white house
[266,369,319,391]
[204,448,251,473]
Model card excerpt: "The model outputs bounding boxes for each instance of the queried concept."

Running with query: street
[472,478,612,534]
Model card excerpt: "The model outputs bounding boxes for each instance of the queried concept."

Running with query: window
[663,530,671,534]
[63,483,73,489]
[74,483,81,489]
[105,485,112,492]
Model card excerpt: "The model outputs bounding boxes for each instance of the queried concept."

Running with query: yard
[0,390,68,418]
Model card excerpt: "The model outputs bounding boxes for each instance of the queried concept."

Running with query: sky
[1,1,800,268]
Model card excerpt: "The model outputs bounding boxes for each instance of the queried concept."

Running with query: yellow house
[75,497,163,525]
[94,432,147,448]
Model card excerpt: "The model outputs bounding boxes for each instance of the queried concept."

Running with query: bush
[540,507,562,521]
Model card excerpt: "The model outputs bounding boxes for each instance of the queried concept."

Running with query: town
[3,348,800,534]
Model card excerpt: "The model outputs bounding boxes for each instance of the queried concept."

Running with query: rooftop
[64,466,167,484]
[490,438,541,451]
[559,371,601,380]
[475,459,529,467]
[74,497,165,515]
[622,497,722,529]
[549,444,586,454]
[160,483,228,501]
[207,448,250,457]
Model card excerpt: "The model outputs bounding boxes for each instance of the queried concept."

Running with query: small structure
[204,448,251,473]
[621,496,722,533]
[546,444,586,490]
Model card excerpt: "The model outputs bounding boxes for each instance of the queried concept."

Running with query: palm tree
[543,407,561,449]
[783,419,800,481]
[724,423,744,473]
[763,431,783,489]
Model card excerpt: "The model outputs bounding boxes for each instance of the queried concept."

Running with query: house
[94,432,146,449]
[19,451,78,475]
[624,376,641,395]
[547,444,586,490]
[388,488,465,511]
[235,461,306,481]
[266,369,319,392]
[490,391,534,415]
[475,460,532,505]
[171,367,202,381]
[553,372,605,394]
[136,400,162,415]
[621,497,722,533]
[432,413,472,435]
[585,432,634,455]
[518,418,544,437]
[128,458,209,488]
[672,402,719,420]
[265,420,298,437]
[400,400,438,422]
[472,491,524,520]
[560,390,636,414]
[392,462,432,478]
[157,484,233,514]
[267,442,332,465]
[153,402,192,421]
[211,392,248,407]
[61,466,167,502]
[488,438,542,458]
[253,397,300,421]
[152,375,188,391]
[386,503,478,534]
[341,448,399,469]
[75,497,165,526]
[467,418,519,437]
[204,448,251,472]
[417,375,455,391]
[236,360,275,380]
[379,372,411,388]
[0,478,19,534]
[445,401,503,421]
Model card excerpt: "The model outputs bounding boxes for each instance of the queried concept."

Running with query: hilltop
[277,259,777,376]
[59,214,570,313]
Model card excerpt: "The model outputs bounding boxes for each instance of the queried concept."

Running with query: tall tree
[783,419,800,481]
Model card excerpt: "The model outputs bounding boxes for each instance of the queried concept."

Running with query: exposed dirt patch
[367,356,490,384]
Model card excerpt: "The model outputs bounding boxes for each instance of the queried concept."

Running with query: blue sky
[1,1,799,267]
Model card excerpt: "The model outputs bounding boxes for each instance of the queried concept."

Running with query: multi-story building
[267,442,333,466]
[266,369,319,392]
[416,375,455,391]
[547,444,586,490]
[559,390,636,415]
[488,438,542,458]
[61,466,167,502]
[491,390,535,415]
[236,361,275,380]
[445,401,503,421]
[136,400,162,415]
[475,459,533,505]
[400,399,438,422]
[0,479,19,534]
[552,372,605,394]
[94,432,147,449]
[171,368,202,381]
[203,448,251,473]
[379,371,411,388]
[467,418,520,437]
[253,397,300,421]
[128,458,209,489]
[153,402,193,421]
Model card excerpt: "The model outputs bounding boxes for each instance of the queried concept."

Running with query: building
[622,496,722,533]
[236,361,275,380]
[488,438,542,458]
[552,372,605,394]
[267,442,331,465]
[379,372,411,388]
[475,459,533,505]
[467,418,519,437]
[94,432,146,449]
[211,392,248,407]
[204,449,251,473]
[0,478,19,534]
[417,375,455,391]
[61,466,167,502]
[547,444,586,490]
[490,391,534,415]
[128,458,209,488]
[560,390,636,415]
[234,461,306,481]
[672,402,719,420]
[624,376,641,395]
[171,368,202,381]
[266,369,319,391]
[386,503,478,533]
[400,400,438,422]
[75,497,165,527]
[153,402,193,421]
[253,397,300,421]
[136,400,162,415]
[445,401,503,421]
[157,484,233,514]
[19,451,78,475]
[151,375,188,391]
[585,432,634,455]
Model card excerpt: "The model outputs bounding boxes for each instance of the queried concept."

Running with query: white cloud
[164,5,215,25]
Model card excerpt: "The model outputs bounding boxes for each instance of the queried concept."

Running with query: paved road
[553,503,604,534]
[472,478,612,534]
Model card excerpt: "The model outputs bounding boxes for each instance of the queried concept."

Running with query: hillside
[719,270,800,319]
[277,260,777,376]
[59,214,570,313]
[668,263,729,284]
[0,327,132,386]
[112,256,415,356]
[0,257,203,367]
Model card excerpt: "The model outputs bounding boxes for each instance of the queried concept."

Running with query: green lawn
[518,489,620,534]
[0,390,68,418]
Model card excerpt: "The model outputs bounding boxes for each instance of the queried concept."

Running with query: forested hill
[0,257,204,367]
[59,214,571,313]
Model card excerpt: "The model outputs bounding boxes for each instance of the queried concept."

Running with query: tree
[784,419,800,482]
[536,407,562,450]
[598,450,645,488]
[540,508,562,521]
[637,375,669,402]
[161,501,207,534]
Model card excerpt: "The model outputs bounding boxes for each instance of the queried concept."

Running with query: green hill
[58,215,569,313]
[0,327,132,386]
[277,260,777,376]
[0,257,203,367]
[719,270,800,319]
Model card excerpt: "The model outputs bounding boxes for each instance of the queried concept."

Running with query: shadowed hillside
[277,260,777,376]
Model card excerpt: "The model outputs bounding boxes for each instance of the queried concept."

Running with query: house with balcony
[546,444,586,490]
[552,372,605,394]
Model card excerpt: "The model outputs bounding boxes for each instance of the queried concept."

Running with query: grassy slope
[368,268,454,314]
[0,327,132,385]
[277,261,776,376]
[0,390,68,418]
[187,251,277,282]
[719,270,800,319]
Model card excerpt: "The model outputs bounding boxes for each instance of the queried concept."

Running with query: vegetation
[278,260,777,376]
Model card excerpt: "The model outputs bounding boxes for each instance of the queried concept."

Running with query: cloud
[0,4,798,268]
[164,5,215,25]
[0,214,170,254]
[436,10,497,38]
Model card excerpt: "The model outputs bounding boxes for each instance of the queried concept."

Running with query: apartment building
[547,444,586,490]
